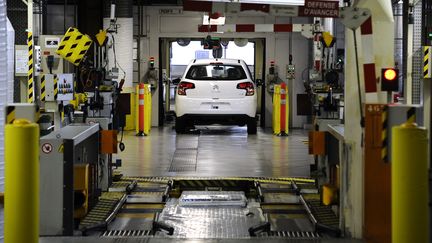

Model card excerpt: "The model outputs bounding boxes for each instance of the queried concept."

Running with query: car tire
[175,117,186,134]
[247,118,257,135]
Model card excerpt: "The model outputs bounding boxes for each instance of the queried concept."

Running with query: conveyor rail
[78,177,340,240]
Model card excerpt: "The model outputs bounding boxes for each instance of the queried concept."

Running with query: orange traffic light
[381,68,399,92]
[384,69,397,81]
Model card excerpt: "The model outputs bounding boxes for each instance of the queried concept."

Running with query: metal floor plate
[40,237,364,242]
[157,200,265,238]
[169,148,198,172]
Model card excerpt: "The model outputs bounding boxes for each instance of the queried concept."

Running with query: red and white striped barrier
[360,17,377,93]
[137,83,145,136]
[184,0,270,14]
[280,82,288,135]
[199,24,294,33]
[184,0,338,18]
[198,24,314,33]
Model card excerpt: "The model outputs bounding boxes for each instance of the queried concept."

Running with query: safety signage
[42,143,53,154]
[424,46,432,78]
[299,0,339,18]
[28,31,34,103]
[56,27,93,66]
[45,37,60,48]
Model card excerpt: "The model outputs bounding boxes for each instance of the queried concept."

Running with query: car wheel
[175,117,186,134]
[247,119,257,135]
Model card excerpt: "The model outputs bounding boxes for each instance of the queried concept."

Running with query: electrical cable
[120,126,124,144]
[352,29,366,149]
[109,33,126,80]
[352,29,364,128]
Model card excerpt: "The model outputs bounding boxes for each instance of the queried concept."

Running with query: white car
[174,58,258,134]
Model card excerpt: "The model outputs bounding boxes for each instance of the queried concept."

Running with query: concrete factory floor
[117,124,312,178]
[40,124,367,243]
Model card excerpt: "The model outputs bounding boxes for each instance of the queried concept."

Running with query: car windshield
[185,64,247,80]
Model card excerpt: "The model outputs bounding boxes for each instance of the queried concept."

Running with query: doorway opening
[159,38,265,126]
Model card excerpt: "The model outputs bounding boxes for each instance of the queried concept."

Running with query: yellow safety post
[143,84,152,135]
[5,119,39,243]
[135,84,140,135]
[124,87,136,131]
[392,122,429,243]
[136,83,152,136]
[272,83,289,136]
[273,85,281,135]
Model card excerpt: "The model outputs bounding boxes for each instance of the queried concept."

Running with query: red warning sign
[42,143,53,154]
[299,0,339,18]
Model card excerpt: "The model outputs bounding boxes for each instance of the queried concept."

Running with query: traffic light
[202,35,221,50]
[149,57,155,69]
[381,68,399,92]
[427,27,432,40]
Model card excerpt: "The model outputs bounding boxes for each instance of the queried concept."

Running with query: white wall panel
[160,16,202,33]
[225,16,266,24]
[103,18,134,87]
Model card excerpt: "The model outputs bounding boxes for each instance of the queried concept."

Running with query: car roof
[190,58,245,65]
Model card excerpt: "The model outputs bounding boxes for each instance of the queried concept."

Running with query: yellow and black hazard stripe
[424,46,431,79]
[54,74,58,100]
[179,179,241,188]
[381,105,388,163]
[407,107,416,124]
[123,176,316,185]
[56,27,93,66]
[40,74,46,102]
[28,32,34,103]
[57,27,76,52]
[6,106,15,124]
[35,105,41,123]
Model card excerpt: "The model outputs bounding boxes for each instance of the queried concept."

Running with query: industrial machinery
[299,29,344,122]
[37,1,131,235]
[266,61,284,94]
[40,124,100,236]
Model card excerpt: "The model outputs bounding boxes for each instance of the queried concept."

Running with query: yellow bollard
[272,85,281,135]
[392,122,429,243]
[143,84,152,135]
[5,119,39,243]
[272,84,289,136]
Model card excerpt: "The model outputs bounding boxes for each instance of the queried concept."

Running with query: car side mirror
[172,78,181,85]
[256,79,263,86]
